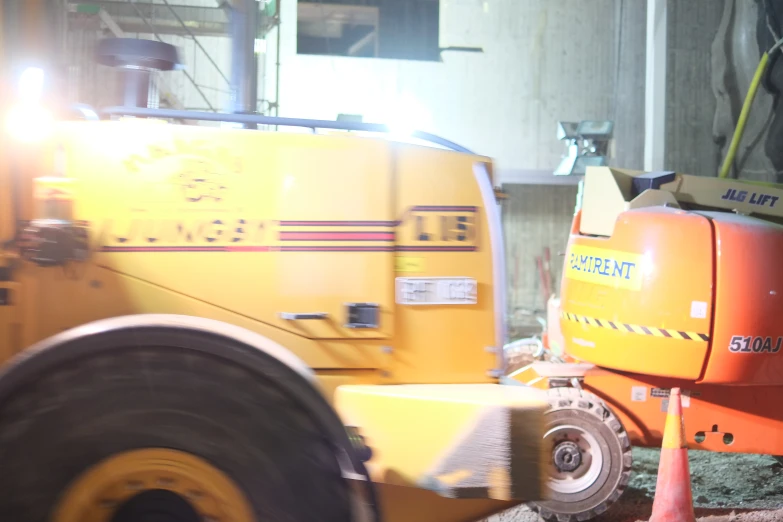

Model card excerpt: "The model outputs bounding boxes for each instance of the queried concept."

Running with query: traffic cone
[649,387,696,522]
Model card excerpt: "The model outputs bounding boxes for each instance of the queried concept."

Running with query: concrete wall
[265,0,647,180]
[502,184,578,336]
[664,0,725,177]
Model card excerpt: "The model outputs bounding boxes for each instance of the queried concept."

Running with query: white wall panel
[266,0,646,178]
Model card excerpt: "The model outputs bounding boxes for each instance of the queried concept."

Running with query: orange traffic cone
[649,387,696,522]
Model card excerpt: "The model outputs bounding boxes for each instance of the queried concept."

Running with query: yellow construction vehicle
[0,9,549,521]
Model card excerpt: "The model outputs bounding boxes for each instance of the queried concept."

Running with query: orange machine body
[561,207,783,386]
[560,207,713,380]
[580,369,783,456]
[548,198,783,456]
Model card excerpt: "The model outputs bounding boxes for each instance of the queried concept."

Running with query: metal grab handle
[279,312,329,321]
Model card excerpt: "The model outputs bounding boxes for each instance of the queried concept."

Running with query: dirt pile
[487,447,783,521]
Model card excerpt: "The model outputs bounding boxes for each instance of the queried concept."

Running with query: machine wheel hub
[52,448,254,522]
[544,424,603,495]
[552,440,582,472]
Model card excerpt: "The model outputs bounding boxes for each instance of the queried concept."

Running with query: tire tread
[530,386,632,522]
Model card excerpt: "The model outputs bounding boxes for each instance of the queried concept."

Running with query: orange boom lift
[515,166,783,521]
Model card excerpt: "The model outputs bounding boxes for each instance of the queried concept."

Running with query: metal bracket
[345,425,373,463]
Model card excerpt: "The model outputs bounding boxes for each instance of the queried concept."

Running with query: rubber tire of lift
[529,387,632,522]
[0,331,358,521]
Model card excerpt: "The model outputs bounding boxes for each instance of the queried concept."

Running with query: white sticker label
[631,386,647,402]
[395,277,477,305]
[690,301,708,319]
[682,391,691,408]
[572,337,596,348]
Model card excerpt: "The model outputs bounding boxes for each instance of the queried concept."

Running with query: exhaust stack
[95,38,181,109]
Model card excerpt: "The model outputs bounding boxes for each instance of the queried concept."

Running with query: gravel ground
[488,448,783,522]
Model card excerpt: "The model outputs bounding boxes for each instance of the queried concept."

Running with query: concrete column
[644,0,667,171]
[229,0,258,114]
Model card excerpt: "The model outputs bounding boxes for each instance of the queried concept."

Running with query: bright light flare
[18,67,45,103]
[640,251,656,278]
[5,103,54,143]
[386,119,418,140]
[381,92,433,141]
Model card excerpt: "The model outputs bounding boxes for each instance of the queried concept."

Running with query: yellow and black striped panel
[561,312,709,342]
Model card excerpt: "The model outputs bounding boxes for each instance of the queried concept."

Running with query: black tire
[0,326,365,522]
[529,387,632,522]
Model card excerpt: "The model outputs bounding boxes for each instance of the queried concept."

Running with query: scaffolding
[65,0,280,113]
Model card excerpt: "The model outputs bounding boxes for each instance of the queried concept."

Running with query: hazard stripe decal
[561,312,709,341]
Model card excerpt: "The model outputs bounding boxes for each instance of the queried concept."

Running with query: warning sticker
[690,300,708,319]
[631,386,647,402]
[395,256,426,273]
[651,388,697,408]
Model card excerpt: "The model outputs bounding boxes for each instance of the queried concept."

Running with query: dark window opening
[296,0,440,62]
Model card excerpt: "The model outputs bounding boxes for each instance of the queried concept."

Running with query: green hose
[718,52,770,179]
